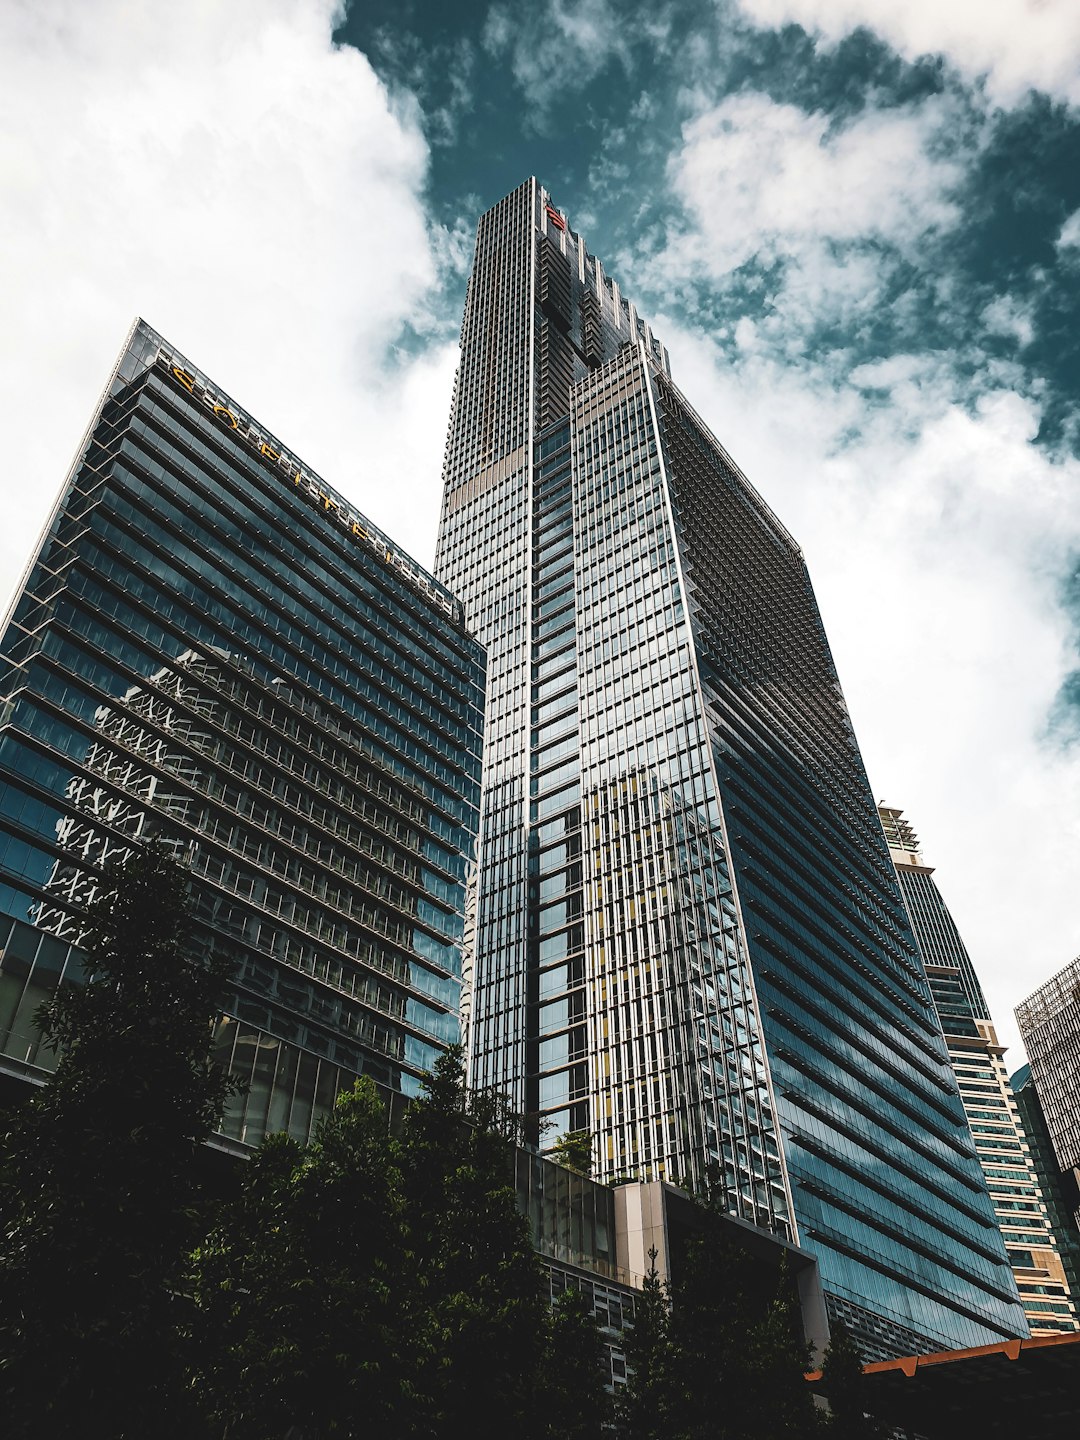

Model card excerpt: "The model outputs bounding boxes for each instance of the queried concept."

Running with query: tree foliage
[818,1320,883,1439]
[194,1046,564,1439]
[194,1082,412,1440]
[0,843,234,1438]
[550,1128,594,1176]
[0,847,844,1438]
[545,1285,610,1440]
[739,1258,824,1440]
[402,1046,550,1439]
[620,1211,824,1440]
[620,1247,676,1440]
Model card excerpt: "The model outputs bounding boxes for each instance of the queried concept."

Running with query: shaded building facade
[1012,1064,1080,1309]
[515,1147,828,1399]
[1017,957,1080,1195]
[1016,958,1080,1309]
[881,807,1077,1335]
[0,320,484,1142]
[434,179,1025,1359]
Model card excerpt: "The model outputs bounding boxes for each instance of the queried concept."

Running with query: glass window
[539,964,569,999]
[538,998,569,1034]
[534,782,581,822]
[290,1050,319,1142]
[540,1070,571,1107]
[540,1032,570,1068]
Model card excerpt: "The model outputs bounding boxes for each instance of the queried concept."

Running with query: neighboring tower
[1012,1064,1080,1312]
[1017,959,1080,1214]
[880,806,1078,1335]
[435,180,1026,1358]
[0,320,484,1141]
[1019,961,1080,1186]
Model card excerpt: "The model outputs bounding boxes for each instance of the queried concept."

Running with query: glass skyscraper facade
[435,179,1026,1358]
[881,806,1077,1335]
[1012,1063,1080,1308]
[1017,957,1080,1191]
[0,319,484,1144]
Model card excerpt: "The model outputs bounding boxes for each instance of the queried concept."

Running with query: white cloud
[670,91,962,273]
[981,294,1036,348]
[848,353,936,390]
[482,0,637,120]
[659,321,1080,1060]
[1058,206,1080,249]
[638,89,966,351]
[0,0,454,621]
[734,0,1080,108]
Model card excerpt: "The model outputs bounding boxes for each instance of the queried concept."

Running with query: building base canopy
[808,1332,1080,1437]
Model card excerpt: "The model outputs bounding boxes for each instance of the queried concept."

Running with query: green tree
[667,1225,755,1439]
[620,1247,677,1440]
[197,1047,611,1439]
[551,1128,593,1176]
[401,1046,549,1440]
[667,1223,822,1440]
[194,1080,412,1439]
[819,1320,882,1438]
[0,843,234,1439]
[743,1258,823,1440]
[544,1285,610,1440]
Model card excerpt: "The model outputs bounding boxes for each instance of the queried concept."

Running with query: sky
[3,0,1080,1064]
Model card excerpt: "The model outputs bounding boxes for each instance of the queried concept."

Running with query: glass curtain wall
[436,180,1024,1357]
[0,320,485,1139]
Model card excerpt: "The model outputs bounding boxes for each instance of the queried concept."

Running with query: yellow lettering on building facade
[156,353,456,618]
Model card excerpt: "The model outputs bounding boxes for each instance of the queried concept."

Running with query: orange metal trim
[807,1330,1080,1384]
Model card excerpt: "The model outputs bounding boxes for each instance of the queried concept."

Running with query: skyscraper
[1017,959,1080,1199]
[1012,1064,1080,1312]
[0,319,484,1142]
[435,179,1026,1358]
[881,806,1077,1335]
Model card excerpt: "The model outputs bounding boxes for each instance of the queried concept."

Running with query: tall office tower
[1012,1065,1080,1311]
[435,179,1026,1358]
[0,319,484,1145]
[1017,959,1080,1202]
[880,807,1078,1335]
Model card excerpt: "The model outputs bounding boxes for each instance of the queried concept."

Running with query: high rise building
[1016,967,1080,1352]
[435,179,1026,1358]
[1012,1064,1080,1310]
[881,806,1078,1335]
[0,319,484,1143]
[1017,959,1080,1201]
